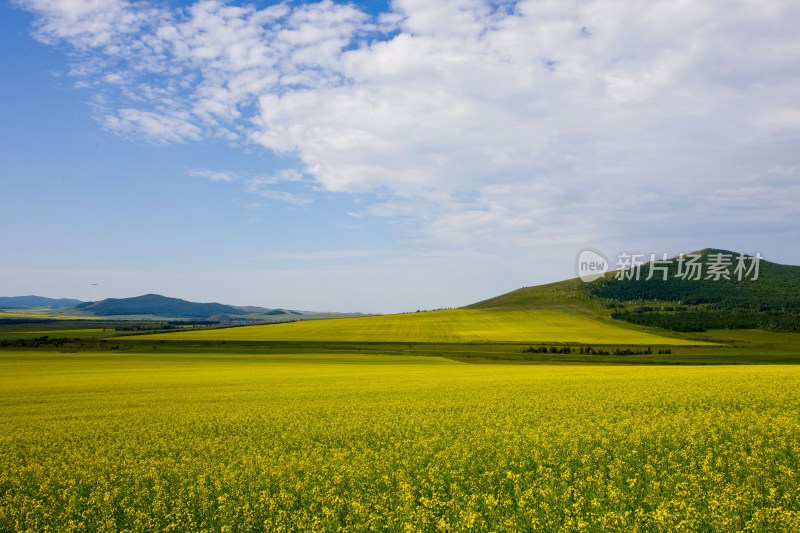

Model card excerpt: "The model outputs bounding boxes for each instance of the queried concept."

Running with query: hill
[0,296,84,309]
[75,294,249,319]
[470,249,800,332]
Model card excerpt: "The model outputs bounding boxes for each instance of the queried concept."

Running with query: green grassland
[132,309,707,346]
[0,328,109,340]
[4,286,798,363]
[6,308,799,364]
[2,351,799,531]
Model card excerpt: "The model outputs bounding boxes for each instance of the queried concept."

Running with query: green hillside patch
[467,278,593,312]
[132,309,704,345]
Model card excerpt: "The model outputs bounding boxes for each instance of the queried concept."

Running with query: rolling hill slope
[467,278,596,312]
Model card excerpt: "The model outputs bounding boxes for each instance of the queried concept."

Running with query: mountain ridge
[74,294,249,319]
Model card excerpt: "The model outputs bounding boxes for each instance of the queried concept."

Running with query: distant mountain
[263,309,303,316]
[233,306,302,316]
[0,292,358,321]
[75,294,249,319]
[468,249,800,332]
[0,296,84,309]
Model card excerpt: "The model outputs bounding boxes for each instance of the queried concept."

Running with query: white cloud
[15,0,800,261]
[16,0,155,48]
[239,182,312,205]
[259,168,305,184]
[247,188,313,206]
[104,108,202,142]
[188,168,237,182]
[189,167,313,204]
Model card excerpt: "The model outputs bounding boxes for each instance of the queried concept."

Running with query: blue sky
[2,0,799,313]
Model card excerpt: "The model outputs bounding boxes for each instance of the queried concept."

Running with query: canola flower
[1,352,799,531]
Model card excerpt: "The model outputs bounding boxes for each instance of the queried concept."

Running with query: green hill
[470,249,800,333]
[76,294,248,319]
[69,295,358,322]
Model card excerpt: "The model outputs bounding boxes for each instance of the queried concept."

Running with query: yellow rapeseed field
[135,309,704,345]
[1,352,798,531]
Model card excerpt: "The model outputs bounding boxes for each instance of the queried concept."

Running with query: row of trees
[611,309,800,332]
[521,345,667,355]
[0,336,80,348]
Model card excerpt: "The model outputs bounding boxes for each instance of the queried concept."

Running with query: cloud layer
[16,0,800,263]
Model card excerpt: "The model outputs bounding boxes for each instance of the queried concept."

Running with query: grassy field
[0,328,109,340]
[4,310,798,364]
[133,309,706,346]
[1,351,799,531]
